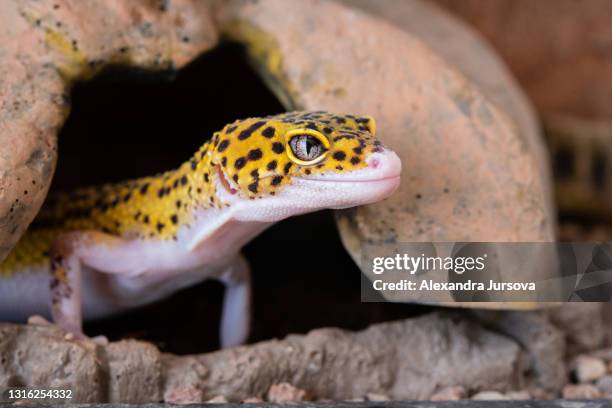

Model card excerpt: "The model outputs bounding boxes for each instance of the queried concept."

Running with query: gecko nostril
[369,157,381,169]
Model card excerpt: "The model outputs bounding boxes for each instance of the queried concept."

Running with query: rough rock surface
[0,0,218,262]
[548,303,605,356]
[434,0,612,119]
[475,310,566,393]
[0,313,522,403]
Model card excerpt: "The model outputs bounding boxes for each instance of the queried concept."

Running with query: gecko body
[0,111,401,347]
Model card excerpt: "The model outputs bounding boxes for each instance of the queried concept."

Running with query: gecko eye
[285,129,330,165]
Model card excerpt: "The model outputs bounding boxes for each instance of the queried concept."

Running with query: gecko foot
[28,315,108,346]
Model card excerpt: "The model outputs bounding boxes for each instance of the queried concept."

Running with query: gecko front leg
[49,230,127,338]
[218,254,251,348]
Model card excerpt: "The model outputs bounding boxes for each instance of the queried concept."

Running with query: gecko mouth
[215,164,237,195]
[294,175,400,183]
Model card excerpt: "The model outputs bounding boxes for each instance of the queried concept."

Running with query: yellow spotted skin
[1,111,380,277]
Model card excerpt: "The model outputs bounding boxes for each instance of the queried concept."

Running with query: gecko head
[209,111,401,221]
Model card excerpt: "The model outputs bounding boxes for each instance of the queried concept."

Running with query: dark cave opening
[55,43,429,354]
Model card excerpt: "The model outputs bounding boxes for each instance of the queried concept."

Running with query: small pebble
[242,397,264,403]
[27,315,51,326]
[573,356,607,383]
[164,386,203,404]
[596,375,612,394]
[430,386,466,401]
[471,391,508,400]
[365,393,390,402]
[563,384,602,399]
[206,395,228,404]
[505,390,531,400]
[267,383,307,403]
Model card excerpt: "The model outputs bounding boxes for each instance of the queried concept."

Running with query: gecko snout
[366,149,402,179]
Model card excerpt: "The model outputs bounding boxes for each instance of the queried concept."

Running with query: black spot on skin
[225,125,237,134]
[191,160,197,170]
[284,162,292,174]
[333,151,347,161]
[336,165,343,171]
[359,126,368,131]
[272,142,284,154]
[176,200,181,208]
[221,157,227,167]
[267,160,277,171]
[170,214,178,224]
[218,140,230,152]
[353,147,363,155]
[235,157,247,170]
[271,176,283,186]
[238,121,266,140]
[173,179,179,189]
[140,183,149,195]
[158,188,166,198]
[123,192,132,202]
[333,135,356,142]
[181,175,188,186]
[248,181,259,193]
[305,123,318,131]
[356,117,370,123]
[350,157,361,165]
[248,148,263,161]
[157,222,165,232]
[262,127,275,138]
[110,197,119,207]
[233,174,239,183]
[250,169,259,178]
[335,117,346,124]
[323,127,333,134]
[204,173,209,182]
[143,215,150,224]
[197,188,202,194]
[305,169,311,175]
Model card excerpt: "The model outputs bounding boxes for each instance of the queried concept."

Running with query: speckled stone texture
[433,0,612,120]
[0,0,218,263]
[0,313,522,403]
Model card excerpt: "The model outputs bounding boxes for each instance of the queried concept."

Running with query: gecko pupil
[289,135,325,161]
